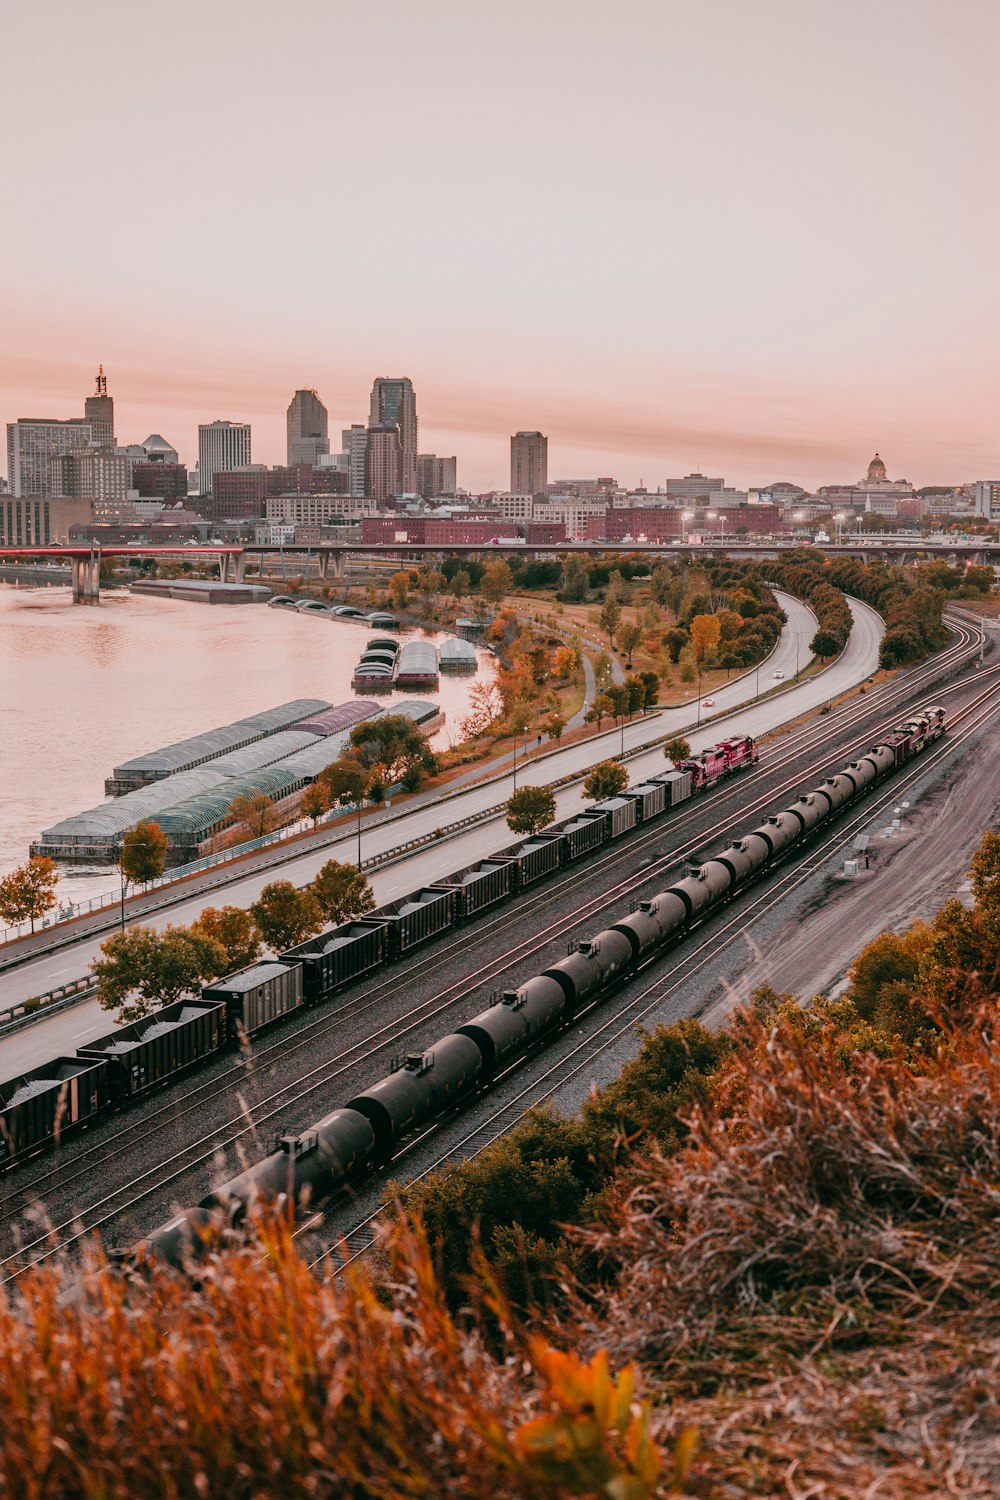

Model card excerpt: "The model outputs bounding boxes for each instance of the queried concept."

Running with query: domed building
[866,452,887,483]
[817,450,917,519]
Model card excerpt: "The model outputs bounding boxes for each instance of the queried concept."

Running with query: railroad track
[1,624,989,1275]
[312,672,1000,1273]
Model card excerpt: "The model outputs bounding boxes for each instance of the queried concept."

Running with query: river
[0,585,494,907]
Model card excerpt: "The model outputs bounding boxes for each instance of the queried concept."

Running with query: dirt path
[701,721,1000,1024]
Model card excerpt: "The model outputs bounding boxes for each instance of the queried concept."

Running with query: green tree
[506,785,557,836]
[583,760,629,800]
[120,820,169,888]
[638,671,660,709]
[662,626,689,662]
[189,905,262,975]
[598,598,622,649]
[227,791,275,841]
[319,755,368,809]
[481,558,514,608]
[93,924,225,1023]
[560,553,588,603]
[250,881,323,952]
[584,691,615,730]
[450,568,471,600]
[811,629,840,661]
[545,712,566,742]
[617,619,642,666]
[299,783,329,826]
[311,860,375,927]
[663,737,691,763]
[0,855,59,934]
[677,643,698,684]
[349,715,435,788]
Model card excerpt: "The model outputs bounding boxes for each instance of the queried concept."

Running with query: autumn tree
[120,820,169,888]
[459,680,504,739]
[388,570,410,609]
[585,691,615,729]
[551,645,577,680]
[450,569,471,600]
[583,760,629,800]
[250,881,323,952]
[599,598,622,649]
[663,737,691,764]
[0,856,59,934]
[617,619,642,666]
[592,650,613,692]
[545,713,566,742]
[319,755,368,810]
[93,924,225,1024]
[689,612,722,664]
[227,791,275,841]
[311,860,376,927]
[189,906,262,975]
[481,558,514,608]
[506,785,557,836]
[299,783,328,826]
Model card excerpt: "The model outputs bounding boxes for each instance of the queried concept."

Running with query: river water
[0,585,494,907]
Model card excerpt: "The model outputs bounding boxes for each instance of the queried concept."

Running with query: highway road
[0,593,884,1070]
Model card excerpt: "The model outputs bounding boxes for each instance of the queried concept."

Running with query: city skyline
[2,1,998,490]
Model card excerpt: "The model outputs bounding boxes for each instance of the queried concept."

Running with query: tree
[93,924,225,1024]
[592,650,614,693]
[638,671,660,709]
[583,760,629,800]
[545,713,566,742]
[551,645,577,680]
[311,860,375,927]
[480,558,514,608]
[649,566,671,606]
[459,680,503,740]
[227,791,275,841]
[388,570,410,608]
[450,569,471,600]
[506,785,557,836]
[584,692,615,730]
[349,714,436,788]
[250,881,323,952]
[120,820,168,888]
[0,856,59,934]
[560,553,588,603]
[299,783,328,826]
[662,627,689,662]
[663,737,691,763]
[598,599,622,649]
[689,612,722,665]
[811,629,840,661]
[319,755,368,810]
[677,644,698,684]
[617,619,642,666]
[190,906,262,975]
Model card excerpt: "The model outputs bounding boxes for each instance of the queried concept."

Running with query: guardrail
[0,976,96,1037]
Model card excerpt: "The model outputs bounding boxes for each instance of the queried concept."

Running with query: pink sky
[2,0,998,491]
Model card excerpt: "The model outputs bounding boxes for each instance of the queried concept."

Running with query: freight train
[126,706,945,1267]
[0,735,753,1167]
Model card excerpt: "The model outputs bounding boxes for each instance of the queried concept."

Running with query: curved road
[0,595,883,1071]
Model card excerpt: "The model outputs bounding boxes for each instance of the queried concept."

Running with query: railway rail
[1,624,992,1277]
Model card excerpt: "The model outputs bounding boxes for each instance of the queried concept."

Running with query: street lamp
[755,661,760,700]
[835,512,846,545]
[681,509,694,544]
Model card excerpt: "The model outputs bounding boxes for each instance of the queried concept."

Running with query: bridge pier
[220,550,246,584]
[71,550,101,604]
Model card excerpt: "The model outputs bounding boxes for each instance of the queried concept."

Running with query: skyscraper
[84,366,115,449]
[369,377,417,493]
[6,419,93,497]
[365,424,402,503]
[286,389,329,466]
[417,454,457,497]
[198,420,251,495]
[342,425,369,497]
[511,431,548,497]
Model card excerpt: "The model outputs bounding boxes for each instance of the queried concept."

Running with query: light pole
[795,636,801,680]
[835,512,846,545]
[681,509,694,544]
[755,661,760,701]
[356,796,363,870]
[512,737,519,793]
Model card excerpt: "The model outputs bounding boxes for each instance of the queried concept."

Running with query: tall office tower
[342,424,369,496]
[365,423,402,502]
[510,430,548,497]
[50,449,131,511]
[7,418,92,496]
[286,389,330,466]
[417,454,458,497]
[369,377,417,493]
[197,420,251,495]
[84,366,115,448]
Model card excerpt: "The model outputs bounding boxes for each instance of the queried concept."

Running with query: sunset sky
[2,0,998,491]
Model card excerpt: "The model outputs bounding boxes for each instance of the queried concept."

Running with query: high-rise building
[342,425,368,497]
[286,389,330,467]
[198,420,251,496]
[665,472,724,503]
[973,480,1000,519]
[365,424,402,502]
[6,419,93,497]
[84,366,115,449]
[1,496,92,546]
[50,449,131,512]
[369,377,417,493]
[132,463,189,499]
[417,454,458,497]
[510,431,548,497]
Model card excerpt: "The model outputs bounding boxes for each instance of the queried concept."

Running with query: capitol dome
[866,452,887,482]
